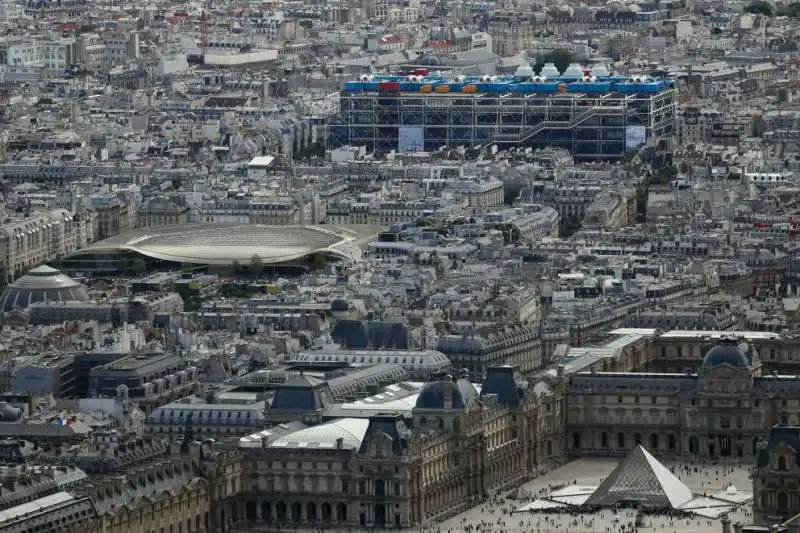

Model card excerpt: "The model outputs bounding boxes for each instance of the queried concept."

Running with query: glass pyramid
[585,445,694,509]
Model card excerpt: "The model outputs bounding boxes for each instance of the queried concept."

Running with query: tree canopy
[132,258,147,275]
[744,1,773,16]
[776,2,800,16]
[249,254,264,274]
[650,165,678,185]
[533,49,577,74]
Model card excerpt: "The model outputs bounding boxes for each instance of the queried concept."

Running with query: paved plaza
[435,458,755,533]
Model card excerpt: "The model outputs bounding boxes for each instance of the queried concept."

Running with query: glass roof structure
[0,265,89,312]
[584,445,693,508]
[65,224,382,266]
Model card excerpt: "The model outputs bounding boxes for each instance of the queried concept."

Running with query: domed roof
[330,299,349,312]
[0,265,89,312]
[702,341,748,368]
[415,374,478,409]
[11,265,81,288]
[0,403,21,422]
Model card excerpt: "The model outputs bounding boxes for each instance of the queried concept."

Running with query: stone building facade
[227,366,563,530]
[0,208,95,283]
[643,330,796,374]
[752,425,800,530]
[235,416,413,528]
[68,331,800,533]
[81,453,211,533]
[565,339,800,460]
[436,325,543,382]
[136,199,190,228]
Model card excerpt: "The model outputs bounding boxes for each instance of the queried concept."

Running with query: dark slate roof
[753,376,800,396]
[415,375,478,409]
[270,374,329,411]
[703,342,748,368]
[481,366,521,408]
[330,299,349,312]
[0,404,22,422]
[0,424,87,438]
[358,415,410,455]
[757,426,800,467]
[331,320,409,350]
[436,336,486,355]
[569,373,697,394]
[417,54,443,66]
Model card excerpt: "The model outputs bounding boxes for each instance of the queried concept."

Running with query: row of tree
[744,0,800,17]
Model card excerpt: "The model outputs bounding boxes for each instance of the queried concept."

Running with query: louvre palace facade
[202,330,800,532]
[227,366,563,530]
[565,338,800,460]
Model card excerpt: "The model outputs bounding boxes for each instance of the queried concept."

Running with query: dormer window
[779,456,788,471]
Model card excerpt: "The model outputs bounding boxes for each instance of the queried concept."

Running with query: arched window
[778,492,789,513]
[778,456,788,471]
[688,435,699,454]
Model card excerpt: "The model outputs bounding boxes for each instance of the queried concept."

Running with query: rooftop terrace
[343,74,674,96]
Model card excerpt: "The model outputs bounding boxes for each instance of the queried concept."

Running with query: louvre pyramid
[584,445,693,509]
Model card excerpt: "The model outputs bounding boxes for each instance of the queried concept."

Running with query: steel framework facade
[327,88,676,160]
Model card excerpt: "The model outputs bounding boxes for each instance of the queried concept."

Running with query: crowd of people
[436,459,754,533]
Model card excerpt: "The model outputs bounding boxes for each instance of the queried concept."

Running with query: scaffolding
[328,86,676,160]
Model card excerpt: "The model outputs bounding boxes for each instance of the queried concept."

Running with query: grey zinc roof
[147,403,264,427]
[294,350,450,373]
[325,382,425,419]
[269,418,370,450]
[90,465,203,515]
[0,466,86,509]
[239,421,307,449]
[0,491,75,523]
